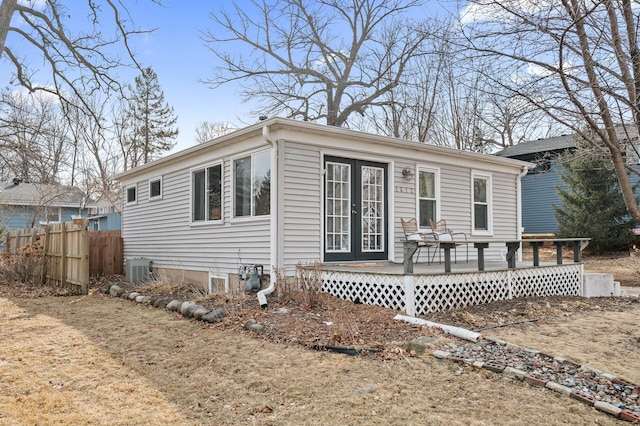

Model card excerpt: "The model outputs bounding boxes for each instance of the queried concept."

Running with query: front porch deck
[323,259,569,275]
[318,239,590,316]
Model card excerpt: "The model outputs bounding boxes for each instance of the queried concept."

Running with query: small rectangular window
[126,185,137,204]
[472,174,491,232]
[149,178,162,199]
[234,151,270,218]
[192,164,222,222]
[418,169,438,228]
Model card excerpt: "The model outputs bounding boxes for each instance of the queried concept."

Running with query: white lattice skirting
[321,264,583,316]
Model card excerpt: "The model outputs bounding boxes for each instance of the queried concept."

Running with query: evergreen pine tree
[127,67,178,167]
[554,151,636,253]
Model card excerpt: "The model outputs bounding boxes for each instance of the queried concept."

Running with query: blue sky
[4,1,461,153]
[122,1,251,152]
[2,1,256,153]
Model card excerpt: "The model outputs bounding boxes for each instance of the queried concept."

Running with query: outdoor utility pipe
[393,314,482,342]
[516,165,529,262]
[257,124,278,308]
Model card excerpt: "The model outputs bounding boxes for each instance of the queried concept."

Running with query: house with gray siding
[115,118,532,290]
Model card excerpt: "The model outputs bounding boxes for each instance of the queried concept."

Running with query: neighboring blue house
[87,199,122,231]
[0,180,96,232]
[500,129,639,234]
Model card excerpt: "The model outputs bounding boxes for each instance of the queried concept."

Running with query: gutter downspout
[257,124,278,308]
[516,166,528,262]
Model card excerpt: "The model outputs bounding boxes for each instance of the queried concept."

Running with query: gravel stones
[437,339,640,420]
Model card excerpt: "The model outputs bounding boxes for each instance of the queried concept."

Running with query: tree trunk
[0,0,17,58]
[609,145,640,223]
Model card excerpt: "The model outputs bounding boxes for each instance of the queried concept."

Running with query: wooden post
[80,218,89,295]
[60,221,67,286]
[403,241,418,274]
[41,225,50,285]
[506,241,520,269]
[474,242,489,271]
[528,241,544,266]
[553,241,564,265]
[440,242,456,273]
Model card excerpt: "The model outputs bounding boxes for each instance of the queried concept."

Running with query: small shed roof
[0,181,94,208]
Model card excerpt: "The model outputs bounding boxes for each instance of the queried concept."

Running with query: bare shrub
[137,268,209,300]
[5,243,47,285]
[329,311,360,345]
[296,261,324,309]
[273,266,297,305]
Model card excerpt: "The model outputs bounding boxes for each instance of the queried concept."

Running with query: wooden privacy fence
[6,218,90,294]
[89,231,123,277]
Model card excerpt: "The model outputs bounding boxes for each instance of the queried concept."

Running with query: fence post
[80,219,89,295]
[41,225,50,285]
[60,222,67,286]
[404,275,416,316]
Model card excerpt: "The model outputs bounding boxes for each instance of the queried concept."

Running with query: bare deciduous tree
[0,0,159,119]
[195,121,235,144]
[0,90,69,183]
[202,0,431,127]
[459,0,640,221]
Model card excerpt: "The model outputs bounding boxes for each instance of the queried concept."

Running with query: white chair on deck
[401,218,436,264]
[428,219,469,263]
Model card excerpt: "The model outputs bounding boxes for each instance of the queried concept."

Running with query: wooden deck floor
[323,258,577,275]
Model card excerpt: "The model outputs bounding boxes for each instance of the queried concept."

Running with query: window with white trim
[418,168,439,228]
[149,177,162,200]
[234,150,270,218]
[192,164,222,222]
[126,185,137,204]
[472,173,492,233]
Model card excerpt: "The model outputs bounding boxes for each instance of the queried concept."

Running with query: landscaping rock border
[100,283,230,325]
[432,336,640,422]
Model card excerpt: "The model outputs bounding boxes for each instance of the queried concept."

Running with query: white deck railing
[321,264,583,315]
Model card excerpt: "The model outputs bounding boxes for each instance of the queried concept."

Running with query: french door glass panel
[325,162,351,252]
[361,166,384,252]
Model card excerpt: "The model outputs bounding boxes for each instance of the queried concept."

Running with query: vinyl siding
[393,161,417,262]
[392,164,521,262]
[121,136,273,277]
[281,142,322,267]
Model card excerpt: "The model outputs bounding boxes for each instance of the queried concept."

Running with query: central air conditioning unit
[125,258,152,283]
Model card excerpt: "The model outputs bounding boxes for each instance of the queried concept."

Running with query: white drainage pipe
[257,281,276,309]
[393,314,482,342]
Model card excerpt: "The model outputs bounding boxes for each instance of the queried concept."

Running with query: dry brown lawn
[0,250,638,425]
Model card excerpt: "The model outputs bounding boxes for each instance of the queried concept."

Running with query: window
[126,185,137,204]
[418,168,439,228]
[192,164,222,222]
[234,150,270,218]
[472,173,492,233]
[149,177,162,200]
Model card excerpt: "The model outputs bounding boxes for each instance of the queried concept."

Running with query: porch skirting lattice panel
[321,264,583,316]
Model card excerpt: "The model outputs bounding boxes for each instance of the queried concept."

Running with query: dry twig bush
[136,268,209,300]
[296,261,324,309]
[1,244,47,285]
[272,266,297,305]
